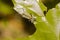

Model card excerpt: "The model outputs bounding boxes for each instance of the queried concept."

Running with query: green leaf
[46,4,60,40]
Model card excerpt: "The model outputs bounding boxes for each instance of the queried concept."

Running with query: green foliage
[0,0,60,40]
[12,0,60,40]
